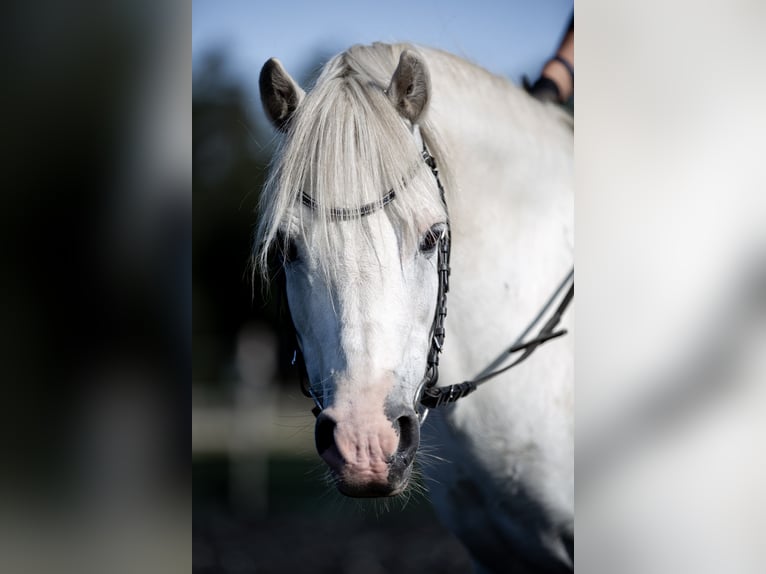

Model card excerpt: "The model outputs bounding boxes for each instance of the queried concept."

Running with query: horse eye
[276,231,299,264]
[419,224,443,254]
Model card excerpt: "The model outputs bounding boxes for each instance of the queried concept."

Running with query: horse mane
[254,43,452,280]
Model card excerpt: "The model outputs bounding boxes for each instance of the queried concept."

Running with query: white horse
[256,42,573,573]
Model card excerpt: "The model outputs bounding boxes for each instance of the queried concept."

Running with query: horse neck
[421,46,573,245]
[423,47,572,190]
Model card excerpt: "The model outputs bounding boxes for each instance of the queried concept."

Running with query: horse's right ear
[259,58,305,132]
[386,50,430,123]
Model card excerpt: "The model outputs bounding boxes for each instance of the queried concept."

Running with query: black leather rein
[419,270,573,411]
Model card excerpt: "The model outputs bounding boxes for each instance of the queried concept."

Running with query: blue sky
[193,0,572,115]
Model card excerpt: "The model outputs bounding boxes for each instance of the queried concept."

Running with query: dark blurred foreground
[194,454,471,574]
[194,508,470,574]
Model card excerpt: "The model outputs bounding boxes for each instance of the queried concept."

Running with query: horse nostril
[315,413,337,456]
[397,415,413,447]
[394,413,420,465]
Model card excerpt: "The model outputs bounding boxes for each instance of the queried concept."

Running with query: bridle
[411,147,573,423]
[288,138,573,422]
[412,147,451,422]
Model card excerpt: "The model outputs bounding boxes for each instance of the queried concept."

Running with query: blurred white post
[230,325,278,515]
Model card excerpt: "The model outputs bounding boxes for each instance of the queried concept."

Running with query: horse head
[257,48,447,497]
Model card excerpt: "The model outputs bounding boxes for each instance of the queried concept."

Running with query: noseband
[291,140,573,423]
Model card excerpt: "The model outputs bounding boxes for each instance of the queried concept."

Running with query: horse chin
[334,465,413,498]
[336,482,407,498]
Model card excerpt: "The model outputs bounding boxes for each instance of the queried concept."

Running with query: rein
[413,147,574,421]
[291,142,573,421]
[418,270,573,412]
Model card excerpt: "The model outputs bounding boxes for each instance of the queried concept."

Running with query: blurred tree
[193,50,276,386]
[192,46,345,390]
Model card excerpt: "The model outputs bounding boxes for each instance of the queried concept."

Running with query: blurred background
[191,1,572,572]
[1,1,189,573]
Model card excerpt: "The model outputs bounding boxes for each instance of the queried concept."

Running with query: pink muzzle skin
[314,406,420,497]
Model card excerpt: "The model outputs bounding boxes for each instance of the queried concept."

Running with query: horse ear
[386,50,430,123]
[259,58,305,132]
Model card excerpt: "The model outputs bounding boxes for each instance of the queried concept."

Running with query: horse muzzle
[314,406,420,497]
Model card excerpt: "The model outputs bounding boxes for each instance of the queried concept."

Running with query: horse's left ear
[386,50,430,123]
[259,58,305,132]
